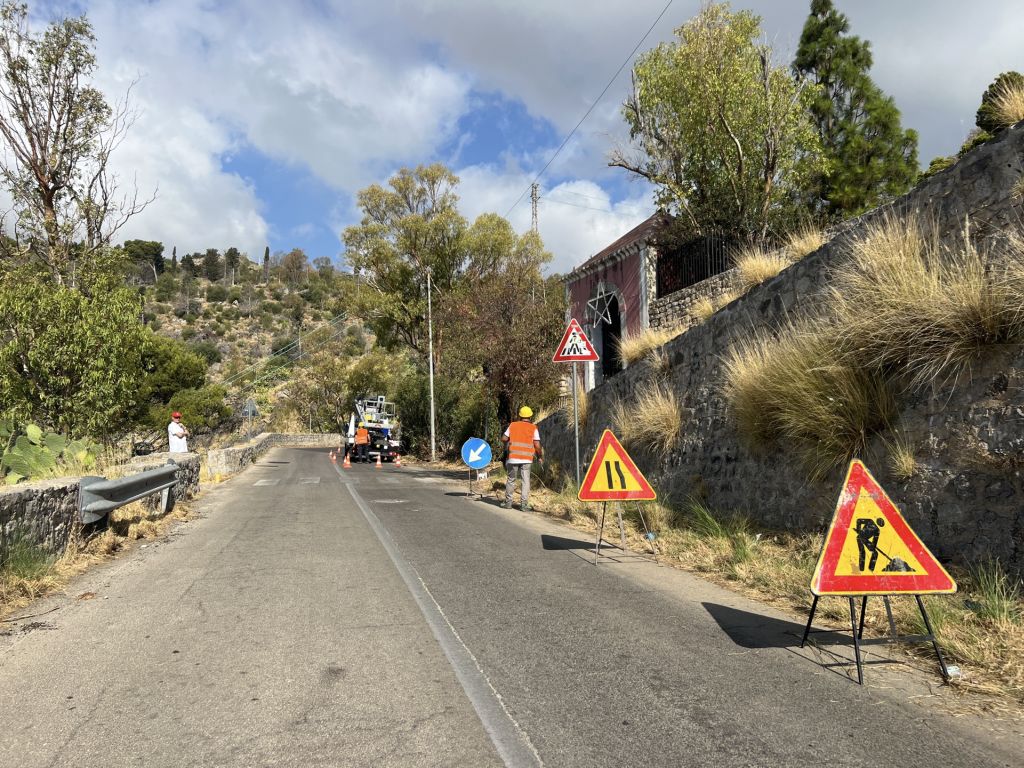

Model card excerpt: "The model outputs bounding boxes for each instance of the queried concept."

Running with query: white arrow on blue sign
[461,437,492,470]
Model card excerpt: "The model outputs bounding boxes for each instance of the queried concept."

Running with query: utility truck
[345,395,401,462]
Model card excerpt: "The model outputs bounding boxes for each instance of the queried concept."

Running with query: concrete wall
[0,454,201,556]
[541,123,1024,574]
[206,433,341,478]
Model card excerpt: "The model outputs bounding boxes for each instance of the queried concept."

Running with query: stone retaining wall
[0,453,201,556]
[541,124,1024,574]
[649,270,736,330]
[206,433,341,478]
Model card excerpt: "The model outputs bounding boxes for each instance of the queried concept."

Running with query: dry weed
[560,378,589,427]
[691,296,717,322]
[618,324,684,366]
[734,245,791,292]
[786,225,826,260]
[885,433,918,480]
[611,382,682,454]
[993,78,1024,128]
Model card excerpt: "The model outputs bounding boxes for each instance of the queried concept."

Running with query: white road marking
[336,466,543,768]
[299,477,321,484]
[253,479,279,487]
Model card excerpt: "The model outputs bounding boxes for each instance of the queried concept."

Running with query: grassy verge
[513,481,1024,709]
[0,501,196,623]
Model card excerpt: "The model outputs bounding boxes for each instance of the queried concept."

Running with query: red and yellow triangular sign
[552,318,599,363]
[578,429,656,501]
[811,460,956,596]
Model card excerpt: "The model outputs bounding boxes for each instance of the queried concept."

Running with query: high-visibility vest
[355,427,369,445]
[507,421,537,462]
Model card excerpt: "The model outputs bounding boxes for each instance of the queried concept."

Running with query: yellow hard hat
[519,406,533,418]
[358,422,364,427]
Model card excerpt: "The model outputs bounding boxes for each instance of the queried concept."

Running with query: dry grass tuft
[611,382,682,454]
[993,78,1024,128]
[833,216,1024,390]
[734,245,791,292]
[1012,177,1024,201]
[723,325,898,479]
[885,433,918,480]
[786,225,826,260]
[618,324,684,366]
[691,296,717,322]
[560,378,589,427]
[725,215,1024,479]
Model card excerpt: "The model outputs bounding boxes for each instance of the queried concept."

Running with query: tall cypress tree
[794,0,918,219]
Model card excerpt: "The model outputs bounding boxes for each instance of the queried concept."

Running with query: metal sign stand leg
[593,502,607,565]
[802,594,951,685]
[616,503,627,550]
[634,504,659,556]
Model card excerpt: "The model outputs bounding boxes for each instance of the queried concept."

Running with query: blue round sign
[461,437,492,470]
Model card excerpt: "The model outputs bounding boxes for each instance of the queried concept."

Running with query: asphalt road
[1,447,1020,767]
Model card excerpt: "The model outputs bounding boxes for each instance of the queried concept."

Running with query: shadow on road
[541,534,595,551]
[702,602,846,649]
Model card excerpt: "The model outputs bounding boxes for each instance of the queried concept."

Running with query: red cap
[172,412,182,419]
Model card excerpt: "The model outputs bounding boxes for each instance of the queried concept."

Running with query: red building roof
[567,212,666,281]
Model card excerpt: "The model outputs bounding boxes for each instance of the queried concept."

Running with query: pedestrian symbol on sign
[552,318,599,363]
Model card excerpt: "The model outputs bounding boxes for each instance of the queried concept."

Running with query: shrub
[958,128,993,157]
[165,385,231,431]
[919,155,956,181]
[188,341,222,365]
[181,328,196,341]
[206,284,228,302]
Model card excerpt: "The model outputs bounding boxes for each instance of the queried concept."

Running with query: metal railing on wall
[656,234,734,299]
[78,460,180,524]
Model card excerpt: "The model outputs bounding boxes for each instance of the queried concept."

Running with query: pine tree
[793,0,918,219]
[202,248,223,281]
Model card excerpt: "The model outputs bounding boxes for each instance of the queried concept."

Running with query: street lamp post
[426,267,436,463]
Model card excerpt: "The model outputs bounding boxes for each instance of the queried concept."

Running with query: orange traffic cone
[394,453,402,468]
[375,454,382,469]
[343,451,351,469]
[330,451,336,463]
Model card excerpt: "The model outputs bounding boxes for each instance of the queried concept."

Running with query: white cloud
[456,165,653,274]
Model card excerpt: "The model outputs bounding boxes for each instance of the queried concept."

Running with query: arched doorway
[600,295,622,379]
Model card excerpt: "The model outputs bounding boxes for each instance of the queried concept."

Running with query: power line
[503,0,675,220]
[539,196,611,214]
[223,311,348,386]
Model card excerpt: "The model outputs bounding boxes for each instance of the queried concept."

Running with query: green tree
[0,2,150,285]
[0,261,146,438]
[123,239,164,282]
[793,0,918,218]
[343,164,468,354]
[611,3,823,241]
[202,248,223,282]
[281,248,309,288]
[224,246,241,286]
[135,332,206,408]
[976,71,1024,134]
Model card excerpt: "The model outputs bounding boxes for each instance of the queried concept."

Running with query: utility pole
[530,183,539,232]
[427,267,436,463]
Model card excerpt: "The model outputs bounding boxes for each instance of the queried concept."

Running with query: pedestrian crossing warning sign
[552,318,599,363]
[578,429,656,501]
[811,460,956,596]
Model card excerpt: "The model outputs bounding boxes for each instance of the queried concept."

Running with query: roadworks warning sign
[811,460,956,596]
[578,430,656,502]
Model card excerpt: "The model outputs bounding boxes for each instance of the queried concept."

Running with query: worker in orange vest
[501,406,543,511]
[354,422,370,463]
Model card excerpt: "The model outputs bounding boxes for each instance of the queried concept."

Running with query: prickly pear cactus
[0,424,97,484]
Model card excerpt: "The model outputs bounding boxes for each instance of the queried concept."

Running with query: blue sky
[30,0,1024,273]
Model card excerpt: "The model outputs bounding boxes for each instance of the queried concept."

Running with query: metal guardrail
[78,459,180,524]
